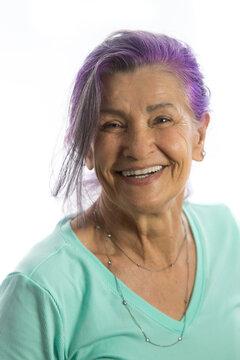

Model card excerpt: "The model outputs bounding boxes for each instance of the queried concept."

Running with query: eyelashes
[153,116,173,125]
[100,122,124,131]
[100,116,174,132]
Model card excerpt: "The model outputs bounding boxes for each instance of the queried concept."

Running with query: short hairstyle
[52,30,210,213]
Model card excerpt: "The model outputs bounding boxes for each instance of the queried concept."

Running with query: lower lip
[118,168,166,186]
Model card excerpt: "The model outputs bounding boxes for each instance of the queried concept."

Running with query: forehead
[101,65,188,110]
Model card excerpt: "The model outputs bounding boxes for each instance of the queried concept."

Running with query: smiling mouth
[118,165,164,179]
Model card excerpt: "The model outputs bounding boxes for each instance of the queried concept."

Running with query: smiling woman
[0,30,239,360]
[87,66,208,214]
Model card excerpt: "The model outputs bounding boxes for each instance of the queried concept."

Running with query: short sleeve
[0,273,65,360]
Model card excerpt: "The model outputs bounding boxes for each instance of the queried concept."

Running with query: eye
[153,116,172,126]
[100,121,124,132]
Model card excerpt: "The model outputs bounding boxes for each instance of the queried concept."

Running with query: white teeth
[121,165,163,177]
[133,174,151,179]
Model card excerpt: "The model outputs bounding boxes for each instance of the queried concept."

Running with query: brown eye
[154,116,172,125]
[100,121,124,131]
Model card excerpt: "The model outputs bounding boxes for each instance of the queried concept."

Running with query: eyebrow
[100,103,175,117]
[146,102,175,112]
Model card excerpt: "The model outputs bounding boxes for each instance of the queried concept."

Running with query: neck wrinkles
[95,194,187,267]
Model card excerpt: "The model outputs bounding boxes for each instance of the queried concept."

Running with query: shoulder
[183,201,240,247]
[0,217,75,359]
[14,216,74,277]
[1,215,90,303]
[0,215,97,357]
[183,201,238,225]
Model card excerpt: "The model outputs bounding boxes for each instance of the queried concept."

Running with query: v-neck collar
[59,202,206,334]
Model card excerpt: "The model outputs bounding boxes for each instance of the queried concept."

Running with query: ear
[85,145,94,170]
[192,113,210,161]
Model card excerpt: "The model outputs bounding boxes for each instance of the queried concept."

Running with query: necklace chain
[94,208,190,347]
[104,221,186,272]
[93,208,187,272]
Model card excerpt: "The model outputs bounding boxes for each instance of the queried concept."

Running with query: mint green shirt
[0,203,240,359]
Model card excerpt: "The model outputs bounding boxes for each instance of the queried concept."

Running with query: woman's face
[87,65,209,214]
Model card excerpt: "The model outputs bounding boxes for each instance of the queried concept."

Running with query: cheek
[95,133,122,159]
[157,127,192,159]
[93,134,119,175]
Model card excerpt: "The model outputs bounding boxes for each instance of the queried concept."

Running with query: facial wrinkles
[98,67,196,174]
[169,119,194,184]
[103,82,193,128]
[99,100,194,162]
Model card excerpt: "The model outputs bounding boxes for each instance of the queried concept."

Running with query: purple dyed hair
[52,30,210,213]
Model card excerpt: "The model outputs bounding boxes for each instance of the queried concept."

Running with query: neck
[95,193,187,267]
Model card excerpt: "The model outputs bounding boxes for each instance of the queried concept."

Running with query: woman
[0,30,239,359]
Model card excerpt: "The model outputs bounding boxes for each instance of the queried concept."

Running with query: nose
[122,125,156,160]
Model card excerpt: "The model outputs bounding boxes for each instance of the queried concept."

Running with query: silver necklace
[94,210,190,347]
[107,225,186,272]
[93,209,186,272]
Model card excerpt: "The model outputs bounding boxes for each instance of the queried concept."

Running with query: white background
[0,0,239,283]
